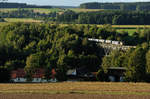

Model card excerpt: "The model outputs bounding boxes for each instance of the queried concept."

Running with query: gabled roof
[66,69,76,75]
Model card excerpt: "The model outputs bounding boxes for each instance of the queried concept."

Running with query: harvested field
[0,82,150,95]
[0,82,150,99]
[0,94,150,99]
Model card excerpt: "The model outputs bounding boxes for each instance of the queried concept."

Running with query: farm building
[11,68,57,83]
[66,67,97,81]
[107,67,126,82]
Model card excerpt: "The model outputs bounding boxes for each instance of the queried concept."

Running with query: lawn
[0,82,150,95]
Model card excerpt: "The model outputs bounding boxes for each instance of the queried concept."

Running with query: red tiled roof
[32,69,45,78]
[11,71,17,79]
[11,69,26,79]
[51,69,56,79]
[11,68,56,79]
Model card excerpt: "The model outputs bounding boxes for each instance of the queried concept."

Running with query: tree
[125,47,146,82]
[146,50,150,74]
[101,56,112,73]
[56,54,67,81]
[25,52,47,80]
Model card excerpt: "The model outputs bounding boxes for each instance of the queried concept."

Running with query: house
[11,68,57,83]
[66,69,78,81]
[11,69,26,82]
[66,68,97,81]
[32,69,46,82]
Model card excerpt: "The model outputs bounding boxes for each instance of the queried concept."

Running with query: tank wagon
[88,38,123,45]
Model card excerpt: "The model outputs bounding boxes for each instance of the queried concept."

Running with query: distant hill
[52,6,78,9]
[0,2,52,8]
[80,2,150,11]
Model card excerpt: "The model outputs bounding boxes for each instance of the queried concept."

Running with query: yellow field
[0,8,18,12]
[4,18,43,23]
[69,8,104,13]
[0,82,150,95]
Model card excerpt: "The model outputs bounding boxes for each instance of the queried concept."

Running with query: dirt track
[0,94,150,99]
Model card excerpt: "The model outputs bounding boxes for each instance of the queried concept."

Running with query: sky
[5,0,150,6]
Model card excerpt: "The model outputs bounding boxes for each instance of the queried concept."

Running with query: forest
[56,10,150,25]
[2,8,150,25]
[0,2,52,8]
[0,23,150,82]
[80,2,150,11]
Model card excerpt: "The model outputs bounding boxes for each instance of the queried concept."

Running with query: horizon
[2,0,150,6]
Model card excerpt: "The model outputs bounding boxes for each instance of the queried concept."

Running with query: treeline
[80,2,150,11]
[57,10,150,25]
[0,9,57,21]
[0,23,150,82]
[0,2,52,8]
[2,9,150,25]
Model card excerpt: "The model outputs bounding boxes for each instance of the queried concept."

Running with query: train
[88,38,123,45]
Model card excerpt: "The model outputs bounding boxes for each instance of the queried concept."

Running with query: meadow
[4,18,43,23]
[0,8,64,14]
[0,8,104,13]
[68,8,104,13]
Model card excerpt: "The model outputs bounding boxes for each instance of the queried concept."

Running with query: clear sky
[6,0,149,6]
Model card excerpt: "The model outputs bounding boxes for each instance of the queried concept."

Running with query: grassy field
[68,8,104,13]
[0,8,18,12]
[0,8,64,14]
[29,8,64,14]
[4,18,43,23]
[0,82,150,95]
[0,8,104,13]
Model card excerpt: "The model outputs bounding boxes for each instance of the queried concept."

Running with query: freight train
[88,38,123,45]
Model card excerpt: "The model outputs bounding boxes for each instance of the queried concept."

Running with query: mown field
[4,18,43,23]
[68,8,104,13]
[0,8,104,13]
[0,8,63,14]
[0,82,150,99]
[0,82,150,95]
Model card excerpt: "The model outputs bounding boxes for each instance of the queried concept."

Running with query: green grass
[116,29,138,36]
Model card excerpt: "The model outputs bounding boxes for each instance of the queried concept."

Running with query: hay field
[0,82,150,95]
[0,8,64,14]
[0,8,18,12]
[69,8,104,13]
[4,18,43,23]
